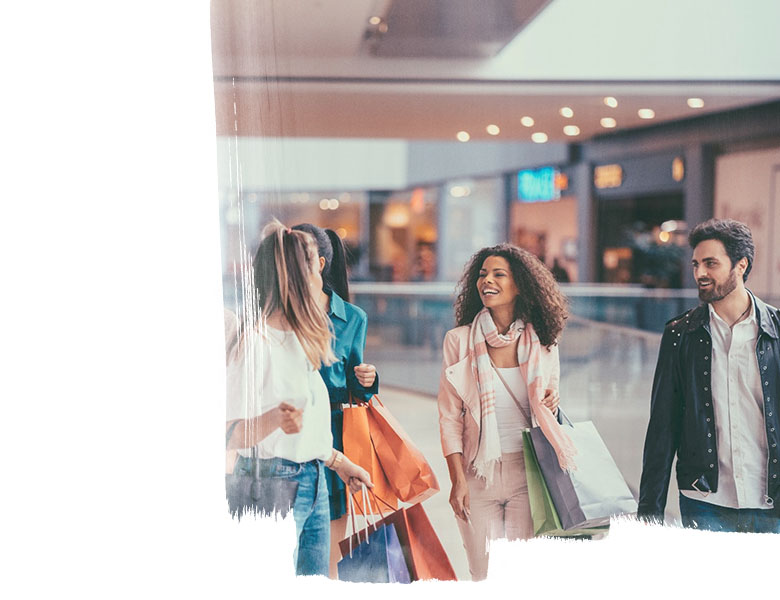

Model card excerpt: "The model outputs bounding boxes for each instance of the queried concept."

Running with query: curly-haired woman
[437,243,575,580]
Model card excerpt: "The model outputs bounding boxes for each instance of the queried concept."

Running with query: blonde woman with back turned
[225,220,372,577]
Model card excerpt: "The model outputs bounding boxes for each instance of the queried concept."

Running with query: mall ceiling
[210,0,780,142]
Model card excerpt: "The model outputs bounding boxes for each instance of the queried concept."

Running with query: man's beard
[698,268,738,303]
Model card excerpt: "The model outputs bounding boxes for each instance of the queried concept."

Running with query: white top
[681,302,770,509]
[492,366,531,454]
[226,325,332,463]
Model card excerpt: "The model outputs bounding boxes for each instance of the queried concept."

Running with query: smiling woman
[437,243,572,580]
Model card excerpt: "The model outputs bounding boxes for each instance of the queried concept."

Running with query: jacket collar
[686,290,778,339]
[326,289,347,323]
[753,291,779,339]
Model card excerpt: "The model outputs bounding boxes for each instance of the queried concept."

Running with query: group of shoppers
[225,216,780,581]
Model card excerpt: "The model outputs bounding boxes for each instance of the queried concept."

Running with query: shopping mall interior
[212,0,780,579]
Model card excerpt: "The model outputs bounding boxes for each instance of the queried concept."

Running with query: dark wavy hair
[292,223,350,302]
[454,244,569,348]
[688,218,754,282]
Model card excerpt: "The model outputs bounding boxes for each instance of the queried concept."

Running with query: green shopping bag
[522,430,609,539]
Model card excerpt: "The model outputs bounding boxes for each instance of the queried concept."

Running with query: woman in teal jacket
[292,223,378,578]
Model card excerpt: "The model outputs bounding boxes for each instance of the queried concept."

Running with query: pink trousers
[455,452,533,581]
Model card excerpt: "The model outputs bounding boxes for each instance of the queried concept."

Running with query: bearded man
[638,218,780,532]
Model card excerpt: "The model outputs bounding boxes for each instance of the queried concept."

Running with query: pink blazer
[437,325,560,469]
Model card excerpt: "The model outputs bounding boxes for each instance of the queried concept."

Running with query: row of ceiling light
[455,96,707,143]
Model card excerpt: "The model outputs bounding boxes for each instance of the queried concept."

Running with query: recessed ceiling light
[486,124,500,136]
[604,96,618,108]
[563,125,580,136]
[687,97,705,108]
[368,16,382,25]
[450,185,471,198]
[531,132,548,143]
[319,199,329,210]
[600,117,617,128]
[559,107,574,118]
[520,116,535,127]
[638,108,655,119]
[328,198,339,210]
[456,131,470,142]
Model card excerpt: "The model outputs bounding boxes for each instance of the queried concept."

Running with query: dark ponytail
[324,228,350,303]
[291,223,351,302]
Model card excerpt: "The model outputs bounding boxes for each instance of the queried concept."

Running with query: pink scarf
[469,308,576,483]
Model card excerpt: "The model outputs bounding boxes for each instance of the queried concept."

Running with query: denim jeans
[238,457,330,576]
[679,494,780,533]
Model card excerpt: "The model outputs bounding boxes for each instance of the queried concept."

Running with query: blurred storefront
[715,145,780,303]
[592,153,687,288]
[510,166,579,282]
[220,189,369,287]
[368,188,438,282]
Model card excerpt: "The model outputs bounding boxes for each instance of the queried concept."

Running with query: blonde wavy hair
[248,219,335,368]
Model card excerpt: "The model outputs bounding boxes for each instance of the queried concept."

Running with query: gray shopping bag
[529,421,637,530]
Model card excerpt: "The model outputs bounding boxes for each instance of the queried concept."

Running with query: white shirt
[681,302,771,508]
[226,325,332,463]
[492,366,531,454]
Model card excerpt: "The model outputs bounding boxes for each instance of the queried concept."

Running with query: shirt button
[774,459,778,464]
[760,350,765,355]
[704,371,708,375]
[705,403,710,407]
[708,449,713,453]
[706,418,711,422]
[763,366,768,371]
[708,433,712,437]
[705,356,709,360]
[710,464,715,468]
[770,412,774,417]
[772,428,776,432]
[704,387,709,391]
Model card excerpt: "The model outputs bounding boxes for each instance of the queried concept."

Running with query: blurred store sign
[672,156,685,182]
[517,166,565,202]
[594,164,623,189]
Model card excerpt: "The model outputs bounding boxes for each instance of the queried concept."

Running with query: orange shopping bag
[339,490,457,581]
[341,401,398,514]
[366,396,439,504]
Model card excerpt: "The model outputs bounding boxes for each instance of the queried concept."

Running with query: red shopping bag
[366,396,439,504]
[339,491,457,581]
[342,401,398,514]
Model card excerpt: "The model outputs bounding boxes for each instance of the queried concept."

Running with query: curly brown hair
[454,244,569,348]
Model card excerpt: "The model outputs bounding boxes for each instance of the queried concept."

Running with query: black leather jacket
[638,292,780,521]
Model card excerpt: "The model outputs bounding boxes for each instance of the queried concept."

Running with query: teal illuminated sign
[517,167,561,202]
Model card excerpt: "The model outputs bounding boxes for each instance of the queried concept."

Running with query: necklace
[729,302,751,329]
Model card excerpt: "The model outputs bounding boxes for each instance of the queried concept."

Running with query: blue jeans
[679,494,780,533]
[247,457,330,576]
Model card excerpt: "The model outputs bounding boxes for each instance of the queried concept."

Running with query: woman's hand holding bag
[329,450,373,494]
